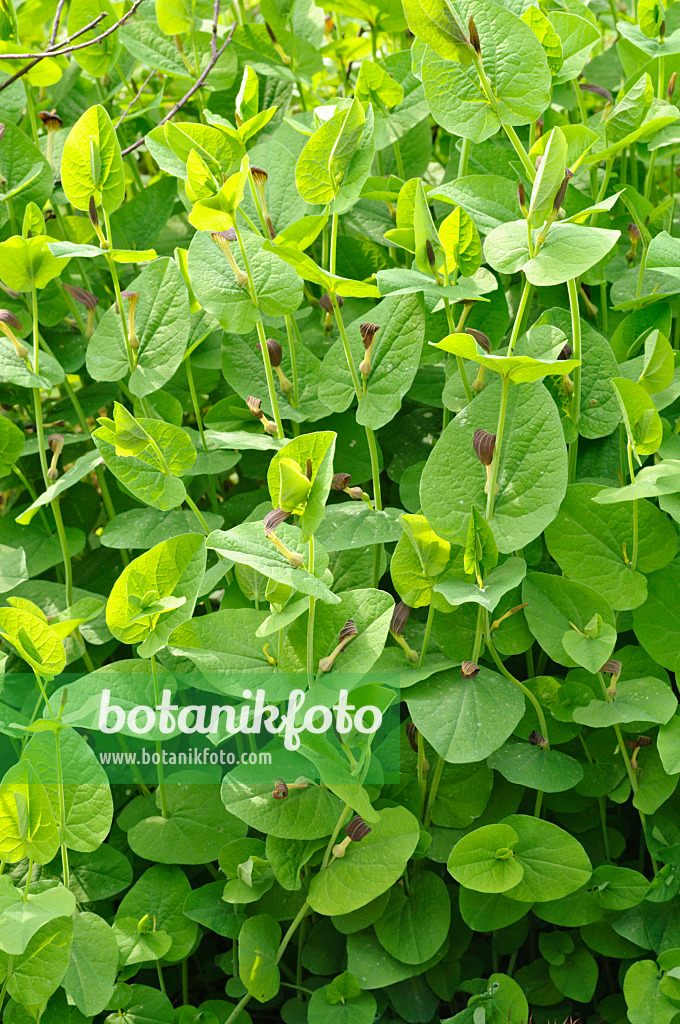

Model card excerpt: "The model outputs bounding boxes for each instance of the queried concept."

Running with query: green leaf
[267,431,336,540]
[63,912,119,1017]
[15,449,103,526]
[484,221,620,286]
[612,376,663,458]
[434,556,527,612]
[308,806,420,914]
[448,822,525,893]
[0,235,70,293]
[0,761,58,865]
[638,329,675,394]
[239,915,281,1002]
[296,99,367,205]
[127,783,247,864]
[319,295,425,426]
[7,915,73,1006]
[420,381,568,553]
[406,666,525,763]
[0,606,65,678]
[206,522,340,603]
[522,571,616,669]
[0,878,75,956]
[116,864,198,963]
[22,726,113,852]
[528,127,568,228]
[373,870,450,964]
[572,678,677,728]
[501,814,592,902]
[86,257,191,397]
[421,0,551,142]
[402,0,472,61]
[61,104,125,213]
[562,615,617,674]
[488,740,584,793]
[432,328,580,384]
[106,534,206,655]
[545,483,677,611]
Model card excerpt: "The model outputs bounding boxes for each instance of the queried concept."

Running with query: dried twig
[212,0,221,59]
[0,12,107,93]
[48,0,69,47]
[1,1,143,59]
[121,21,237,156]
[114,66,157,129]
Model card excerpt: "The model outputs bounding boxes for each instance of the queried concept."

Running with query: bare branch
[212,0,221,59]
[48,0,69,47]
[0,0,143,95]
[121,21,237,157]
[0,0,143,60]
[114,66,157,130]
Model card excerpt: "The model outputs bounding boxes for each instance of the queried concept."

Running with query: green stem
[418,603,434,666]
[104,212,136,374]
[185,354,219,514]
[485,375,509,520]
[457,136,471,178]
[54,727,70,888]
[185,493,211,536]
[150,653,168,818]
[423,754,444,826]
[636,243,648,299]
[627,440,638,571]
[285,314,301,409]
[307,536,316,684]
[567,277,582,483]
[506,277,533,356]
[233,223,284,438]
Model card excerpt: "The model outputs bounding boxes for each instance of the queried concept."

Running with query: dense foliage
[5,0,680,1021]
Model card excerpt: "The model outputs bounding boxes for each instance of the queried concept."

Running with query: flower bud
[529,730,548,748]
[346,815,371,842]
[405,721,419,754]
[47,432,64,481]
[272,778,288,799]
[601,658,622,678]
[461,661,480,678]
[426,239,436,271]
[473,428,496,467]
[390,601,411,636]
[259,337,282,368]
[212,231,248,288]
[318,619,358,673]
[332,472,352,490]
[557,342,573,360]
[359,322,380,376]
[669,72,677,99]
[265,22,291,63]
[626,735,652,749]
[38,110,62,132]
[468,15,481,53]
[247,395,278,436]
[466,328,491,353]
[263,508,290,535]
[552,171,572,214]
[320,292,341,312]
[0,308,28,359]
[628,222,641,242]
[579,83,613,104]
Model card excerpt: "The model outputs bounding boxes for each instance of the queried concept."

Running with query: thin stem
[54,728,70,888]
[104,212,136,373]
[307,537,316,684]
[185,493,211,536]
[285,314,301,409]
[457,136,471,178]
[567,277,582,483]
[487,636,550,745]
[506,277,533,356]
[150,654,168,818]
[418,604,434,666]
[233,223,284,438]
[485,375,509,520]
[185,354,218,514]
[627,440,639,571]
[423,755,444,826]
